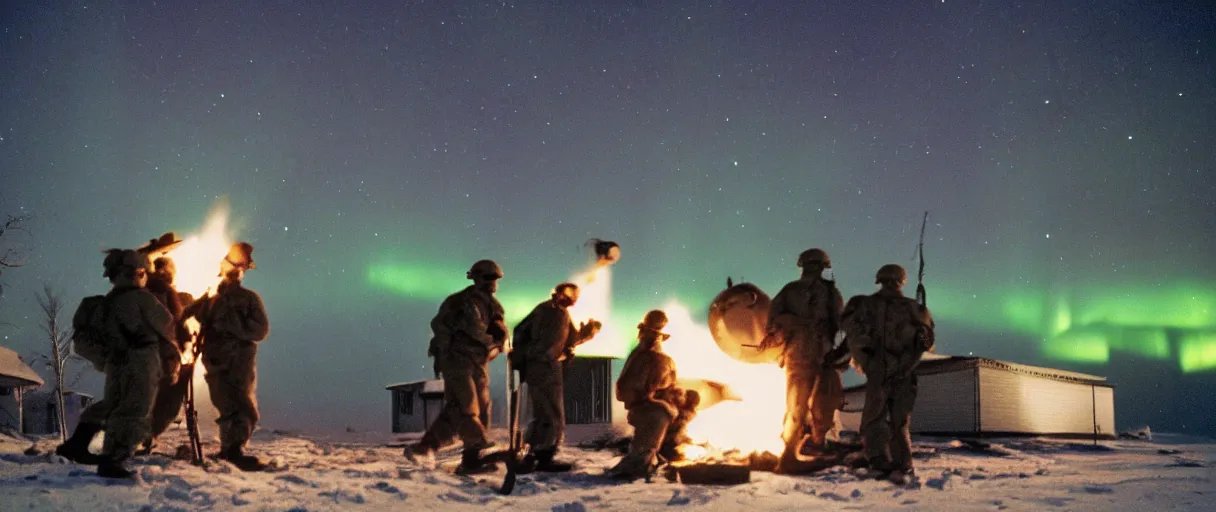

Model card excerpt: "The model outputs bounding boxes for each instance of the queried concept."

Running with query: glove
[579,319,603,339]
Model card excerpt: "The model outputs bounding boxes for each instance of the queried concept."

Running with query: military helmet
[797,248,831,268]
[102,249,151,279]
[638,310,669,335]
[553,282,579,300]
[153,256,176,278]
[876,264,907,285]
[224,242,256,270]
[467,259,504,280]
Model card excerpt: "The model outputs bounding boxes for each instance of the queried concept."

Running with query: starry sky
[1,1,1214,436]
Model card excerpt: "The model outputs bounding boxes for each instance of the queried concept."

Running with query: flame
[561,263,787,456]
[163,199,234,440]
[166,201,236,299]
[659,300,787,456]
[564,265,627,357]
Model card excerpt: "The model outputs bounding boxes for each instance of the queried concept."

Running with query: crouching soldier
[405,259,509,475]
[512,283,602,473]
[606,310,699,481]
[841,264,935,485]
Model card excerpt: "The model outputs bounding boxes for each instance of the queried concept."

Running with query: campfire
[661,301,787,461]
[562,259,788,468]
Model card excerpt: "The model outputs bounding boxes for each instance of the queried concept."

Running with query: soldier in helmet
[180,242,270,471]
[405,259,509,474]
[135,234,197,454]
[762,248,844,473]
[841,264,935,484]
[57,249,174,478]
[511,283,602,473]
[606,310,699,481]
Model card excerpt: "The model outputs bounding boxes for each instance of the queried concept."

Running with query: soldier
[180,242,270,471]
[133,234,196,454]
[606,310,699,481]
[57,249,173,478]
[404,259,509,474]
[762,248,844,473]
[511,283,602,472]
[142,255,198,453]
[841,264,935,484]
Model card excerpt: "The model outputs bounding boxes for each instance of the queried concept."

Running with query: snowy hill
[1,428,1212,511]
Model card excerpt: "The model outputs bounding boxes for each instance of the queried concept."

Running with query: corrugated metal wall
[914,369,978,433]
[1094,386,1116,436]
[564,357,614,424]
[979,368,1110,435]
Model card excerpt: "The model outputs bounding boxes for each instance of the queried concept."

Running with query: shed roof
[844,354,1110,393]
[0,345,44,388]
[385,379,444,394]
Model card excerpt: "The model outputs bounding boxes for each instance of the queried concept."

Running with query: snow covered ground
[1,427,1213,511]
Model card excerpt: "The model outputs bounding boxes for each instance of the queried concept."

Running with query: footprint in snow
[275,474,320,488]
[552,502,588,512]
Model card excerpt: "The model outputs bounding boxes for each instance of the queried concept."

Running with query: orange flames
[562,260,787,457]
[166,200,236,437]
[564,265,627,358]
[659,300,787,457]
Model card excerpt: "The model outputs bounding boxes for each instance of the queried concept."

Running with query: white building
[387,356,628,443]
[386,379,445,434]
[0,345,45,434]
[839,354,1116,439]
[22,390,95,436]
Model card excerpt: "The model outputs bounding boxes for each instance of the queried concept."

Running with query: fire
[560,262,787,456]
[659,300,787,456]
[167,200,236,299]
[564,265,627,358]
[162,199,236,438]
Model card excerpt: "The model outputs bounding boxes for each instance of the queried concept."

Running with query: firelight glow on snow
[0,0,1212,437]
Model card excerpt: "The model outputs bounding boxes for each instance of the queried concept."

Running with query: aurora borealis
[1,1,1213,435]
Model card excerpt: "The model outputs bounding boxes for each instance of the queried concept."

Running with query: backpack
[72,295,111,371]
[71,288,136,371]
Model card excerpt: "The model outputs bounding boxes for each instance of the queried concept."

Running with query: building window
[399,390,414,415]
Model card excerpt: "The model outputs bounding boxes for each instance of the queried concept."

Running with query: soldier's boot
[134,437,157,457]
[774,437,804,475]
[220,446,269,472]
[403,444,437,469]
[454,447,500,475]
[55,423,102,465]
[533,448,574,472]
[97,457,137,479]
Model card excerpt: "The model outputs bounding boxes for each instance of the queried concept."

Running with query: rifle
[183,290,212,466]
[915,211,929,309]
[498,333,527,495]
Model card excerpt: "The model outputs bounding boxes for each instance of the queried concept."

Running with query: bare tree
[0,213,32,299]
[35,284,83,441]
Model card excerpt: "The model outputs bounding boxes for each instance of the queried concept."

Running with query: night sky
[2,1,1214,436]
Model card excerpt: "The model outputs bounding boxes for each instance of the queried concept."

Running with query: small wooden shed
[839,355,1116,439]
[519,356,628,444]
[386,379,445,434]
[0,345,44,434]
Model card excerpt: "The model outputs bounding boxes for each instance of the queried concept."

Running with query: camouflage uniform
[184,278,270,457]
[514,291,598,458]
[98,282,173,462]
[607,311,696,480]
[768,274,843,450]
[144,267,196,444]
[416,285,506,456]
[841,264,934,475]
